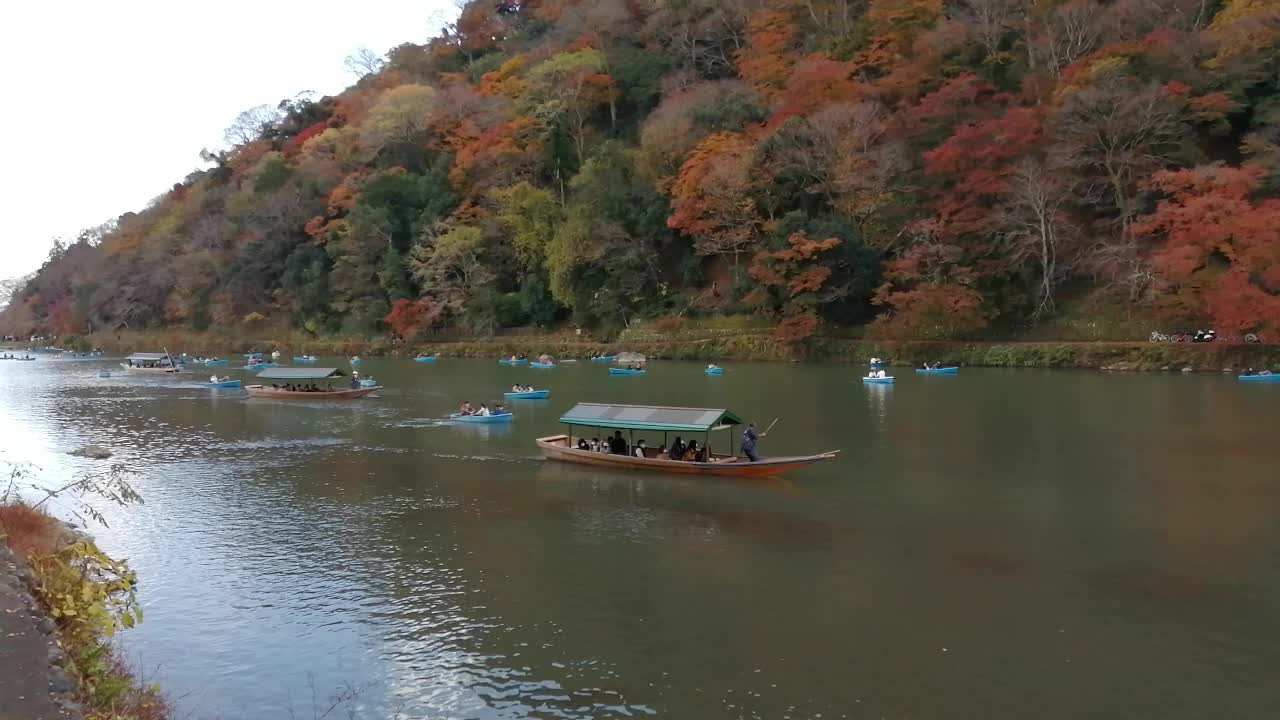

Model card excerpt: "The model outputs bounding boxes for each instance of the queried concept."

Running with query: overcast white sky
[0,0,452,279]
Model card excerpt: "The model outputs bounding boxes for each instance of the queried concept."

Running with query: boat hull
[590,356,616,363]
[915,367,959,375]
[504,390,550,399]
[537,436,837,478]
[530,362,557,369]
[120,364,180,373]
[244,385,379,399]
[610,368,647,375]
[242,363,277,371]
[450,412,514,423]
[863,377,895,385]
[414,356,439,363]
[207,381,242,389]
[704,368,724,375]
[292,357,318,363]
[1238,374,1280,382]
[499,359,529,366]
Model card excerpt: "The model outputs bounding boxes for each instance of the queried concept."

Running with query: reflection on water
[2,356,1279,719]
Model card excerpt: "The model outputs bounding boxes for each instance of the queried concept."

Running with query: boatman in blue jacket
[742,422,765,462]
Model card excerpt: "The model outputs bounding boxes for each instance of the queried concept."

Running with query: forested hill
[5,0,1280,343]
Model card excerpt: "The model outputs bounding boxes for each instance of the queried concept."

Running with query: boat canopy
[255,367,343,380]
[126,352,172,361]
[559,403,744,433]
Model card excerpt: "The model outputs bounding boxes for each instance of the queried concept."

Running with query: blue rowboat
[207,380,242,389]
[499,358,529,366]
[504,389,550,400]
[530,362,557,369]
[610,368,647,375]
[450,412,513,424]
[704,367,724,375]
[292,356,318,363]
[202,359,229,366]
[863,376,895,385]
[1238,373,1280,382]
[590,355,617,363]
[242,362,277,371]
[915,367,959,375]
[414,355,439,363]
[349,357,362,365]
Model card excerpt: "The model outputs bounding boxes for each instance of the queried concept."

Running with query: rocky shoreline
[0,540,83,720]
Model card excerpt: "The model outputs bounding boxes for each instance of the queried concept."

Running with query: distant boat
[610,367,646,375]
[530,362,557,369]
[293,356,318,363]
[499,358,529,366]
[349,356,361,365]
[97,369,112,378]
[590,355,617,363]
[450,411,513,424]
[863,376,894,385]
[245,367,379,399]
[414,355,439,363]
[202,359,230,367]
[120,352,181,373]
[504,389,550,400]
[915,367,959,375]
[1238,373,1280,383]
[207,379,242,389]
[538,403,838,478]
[704,366,724,375]
[242,361,277,371]
[357,377,378,388]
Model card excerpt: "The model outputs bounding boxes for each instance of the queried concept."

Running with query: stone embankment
[0,541,82,720]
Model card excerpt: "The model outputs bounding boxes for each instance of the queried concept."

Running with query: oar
[762,417,779,436]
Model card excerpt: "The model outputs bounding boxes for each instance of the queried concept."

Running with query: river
[1,356,1278,719]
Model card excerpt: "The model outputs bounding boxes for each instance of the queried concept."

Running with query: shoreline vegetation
[0,464,170,720]
[34,324,1280,372]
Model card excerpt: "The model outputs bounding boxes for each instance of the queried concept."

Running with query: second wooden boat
[245,367,379,399]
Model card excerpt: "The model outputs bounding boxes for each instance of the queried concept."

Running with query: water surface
[1,356,1278,718]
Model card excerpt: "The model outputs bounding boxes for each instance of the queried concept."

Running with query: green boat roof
[255,367,343,380]
[558,403,744,433]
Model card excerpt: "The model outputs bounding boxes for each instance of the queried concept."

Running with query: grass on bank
[1,468,171,720]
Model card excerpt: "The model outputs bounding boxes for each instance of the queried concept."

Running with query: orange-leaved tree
[384,297,444,340]
[667,131,762,273]
[746,232,845,343]
[1136,163,1280,333]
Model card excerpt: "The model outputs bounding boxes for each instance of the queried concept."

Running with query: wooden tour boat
[245,367,380,399]
[538,403,838,478]
[120,352,182,373]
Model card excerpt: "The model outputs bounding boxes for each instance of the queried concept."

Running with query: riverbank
[0,502,169,720]
[66,328,1280,372]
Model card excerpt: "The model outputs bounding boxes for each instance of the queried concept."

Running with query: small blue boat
[530,362,557,369]
[207,380,242,389]
[242,362,277,371]
[863,376,895,385]
[504,389,550,400]
[704,367,724,375]
[610,368,647,376]
[915,367,959,375]
[499,358,529,366]
[450,412,514,423]
[202,359,229,367]
[414,355,439,363]
[293,356,318,363]
[349,357,362,365]
[1238,373,1280,383]
[590,355,617,363]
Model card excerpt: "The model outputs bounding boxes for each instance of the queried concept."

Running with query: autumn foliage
[6,0,1280,341]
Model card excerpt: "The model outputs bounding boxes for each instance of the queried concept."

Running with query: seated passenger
[609,431,627,455]
[632,439,648,458]
[459,401,474,415]
[685,440,701,462]
[669,437,686,461]
[513,384,523,392]
[590,437,601,452]
[476,404,491,416]
[577,438,590,450]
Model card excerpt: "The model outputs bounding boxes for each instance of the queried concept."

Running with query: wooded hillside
[5,0,1280,342]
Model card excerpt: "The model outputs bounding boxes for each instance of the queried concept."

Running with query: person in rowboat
[476,404,491,416]
[459,401,475,415]
[512,384,522,392]
[742,422,767,462]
